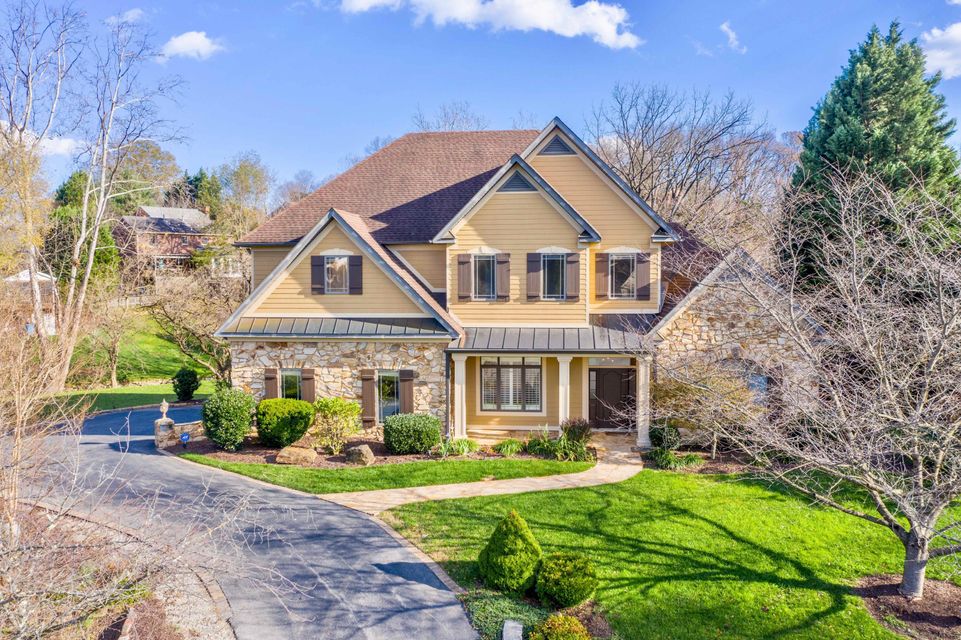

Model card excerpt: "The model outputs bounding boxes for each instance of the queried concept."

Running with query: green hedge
[256,398,316,448]
[536,552,598,608]
[202,388,255,451]
[383,413,442,454]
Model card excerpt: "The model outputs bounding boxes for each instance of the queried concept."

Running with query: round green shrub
[256,398,316,448]
[172,367,201,402]
[202,388,255,452]
[383,413,442,454]
[535,553,598,608]
[528,614,591,640]
[650,421,681,450]
[477,510,542,594]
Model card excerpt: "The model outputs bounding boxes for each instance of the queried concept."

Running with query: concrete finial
[160,399,169,420]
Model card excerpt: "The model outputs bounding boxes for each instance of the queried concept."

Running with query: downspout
[444,350,452,438]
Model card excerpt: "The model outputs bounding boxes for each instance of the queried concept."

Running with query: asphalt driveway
[77,406,476,640]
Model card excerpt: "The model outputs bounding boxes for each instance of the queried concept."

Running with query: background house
[112,206,219,284]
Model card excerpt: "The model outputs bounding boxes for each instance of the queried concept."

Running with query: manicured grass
[180,454,594,494]
[64,380,214,413]
[388,470,952,640]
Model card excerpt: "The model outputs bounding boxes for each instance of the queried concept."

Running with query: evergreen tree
[186,168,224,217]
[788,22,961,283]
[45,172,119,283]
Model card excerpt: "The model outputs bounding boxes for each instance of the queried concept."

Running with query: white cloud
[39,136,80,157]
[923,22,961,79]
[949,0,961,5]
[340,0,643,50]
[692,40,714,57]
[159,31,225,61]
[720,20,746,54]
[106,8,145,25]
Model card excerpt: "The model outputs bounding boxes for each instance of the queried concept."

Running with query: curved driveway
[79,407,476,640]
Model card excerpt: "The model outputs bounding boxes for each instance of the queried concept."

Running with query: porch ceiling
[448,325,644,353]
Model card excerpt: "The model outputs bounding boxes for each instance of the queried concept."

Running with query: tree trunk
[109,344,119,388]
[900,532,929,600]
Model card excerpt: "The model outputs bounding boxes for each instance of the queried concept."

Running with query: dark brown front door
[589,368,635,430]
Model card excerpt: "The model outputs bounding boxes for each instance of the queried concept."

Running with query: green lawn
[64,380,214,413]
[180,454,594,494]
[387,470,946,640]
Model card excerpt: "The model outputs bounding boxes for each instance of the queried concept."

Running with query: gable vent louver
[498,171,536,192]
[539,135,576,156]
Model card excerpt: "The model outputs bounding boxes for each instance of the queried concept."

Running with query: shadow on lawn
[428,487,854,638]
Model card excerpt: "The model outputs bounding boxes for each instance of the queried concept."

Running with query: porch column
[636,353,653,448]
[452,353,468,439]
[557,355,572,425]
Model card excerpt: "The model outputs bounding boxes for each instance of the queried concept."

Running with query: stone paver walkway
[319,434,644,515]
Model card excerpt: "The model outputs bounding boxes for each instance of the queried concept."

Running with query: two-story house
[218,118,732,447]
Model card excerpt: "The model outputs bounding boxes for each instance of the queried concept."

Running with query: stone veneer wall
[229,340,448,421]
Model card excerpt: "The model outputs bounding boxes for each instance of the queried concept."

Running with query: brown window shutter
[264,368,279,398]
[457,254,471,301]
[636,252,651,301]
[348,256,363,295]
[361,369,376,427]
[301,368,316,403]
[399,369,415,413]
[311,256,325,294]
[595,253,609,299]
[526,253,541,300]
[496,253,510,300]
[565,252,580,301]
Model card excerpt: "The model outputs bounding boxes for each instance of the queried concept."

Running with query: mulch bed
[565,600,614,638]
[854,574,961,639]
[169,435,539,469]
[684,450,750,474]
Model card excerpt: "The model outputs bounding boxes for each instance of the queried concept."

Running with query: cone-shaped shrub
[477,510,542,593]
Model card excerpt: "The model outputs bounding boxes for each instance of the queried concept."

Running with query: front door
[589,368,635,430]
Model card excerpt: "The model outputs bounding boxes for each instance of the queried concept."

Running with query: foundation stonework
[229,340,448,421]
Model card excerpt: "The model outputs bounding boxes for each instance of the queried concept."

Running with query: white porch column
[636,353,653,448]
[556,355,572,425]
[452,353,468,439]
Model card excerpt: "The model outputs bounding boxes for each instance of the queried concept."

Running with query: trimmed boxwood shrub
[202,388,255,452]
[383,413,442,454]
[650,420,681,450]
[528,614,590,640]
[256,398,316,448]
[477,510,542,593]
[535,553,598,608]
[172,367,200,402]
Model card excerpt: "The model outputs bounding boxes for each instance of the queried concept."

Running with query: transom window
[281,368,302,400]
[472,255,496,300]
[541,254,566,300]
[325,256,349,294]
[609,254,637,299]
[377,370,400,422]
[480,357,542,412]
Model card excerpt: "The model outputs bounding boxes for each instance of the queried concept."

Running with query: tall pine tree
[789,23,961,283]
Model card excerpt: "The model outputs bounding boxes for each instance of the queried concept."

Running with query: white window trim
[475,356,547,417]
[609,253,637,300]
[471,254,496,301]
[540,253,567,301]
[324,255,350,295]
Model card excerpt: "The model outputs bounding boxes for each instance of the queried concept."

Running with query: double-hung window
[609,254,637,299]
[281,368,302,400]
[325,256,349,294]
[480,357,542,412]
[472,255,496,300]
[541,254,566,300]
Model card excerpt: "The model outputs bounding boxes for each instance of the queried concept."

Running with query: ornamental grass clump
[493,438,523,457]
[477,510,542,594]
[255,398,316,448]
[535,552,598,608]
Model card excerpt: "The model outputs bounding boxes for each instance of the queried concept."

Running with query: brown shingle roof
[239,130,539,246]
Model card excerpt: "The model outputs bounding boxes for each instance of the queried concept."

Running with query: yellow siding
[466,356,559,428]
[250,225,424,315]
[251,248,289,288]
[390,244,447,290]
[530,144,661,313]
[448,191,588,325]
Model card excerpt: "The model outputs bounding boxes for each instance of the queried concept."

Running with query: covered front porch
[448,327,653,447]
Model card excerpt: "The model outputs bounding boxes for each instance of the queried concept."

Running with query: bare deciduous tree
[412,100,489,131]
[651,172,961,600]
[587,83,796,248]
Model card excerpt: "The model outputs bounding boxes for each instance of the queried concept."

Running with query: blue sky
[60,1,961,187]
